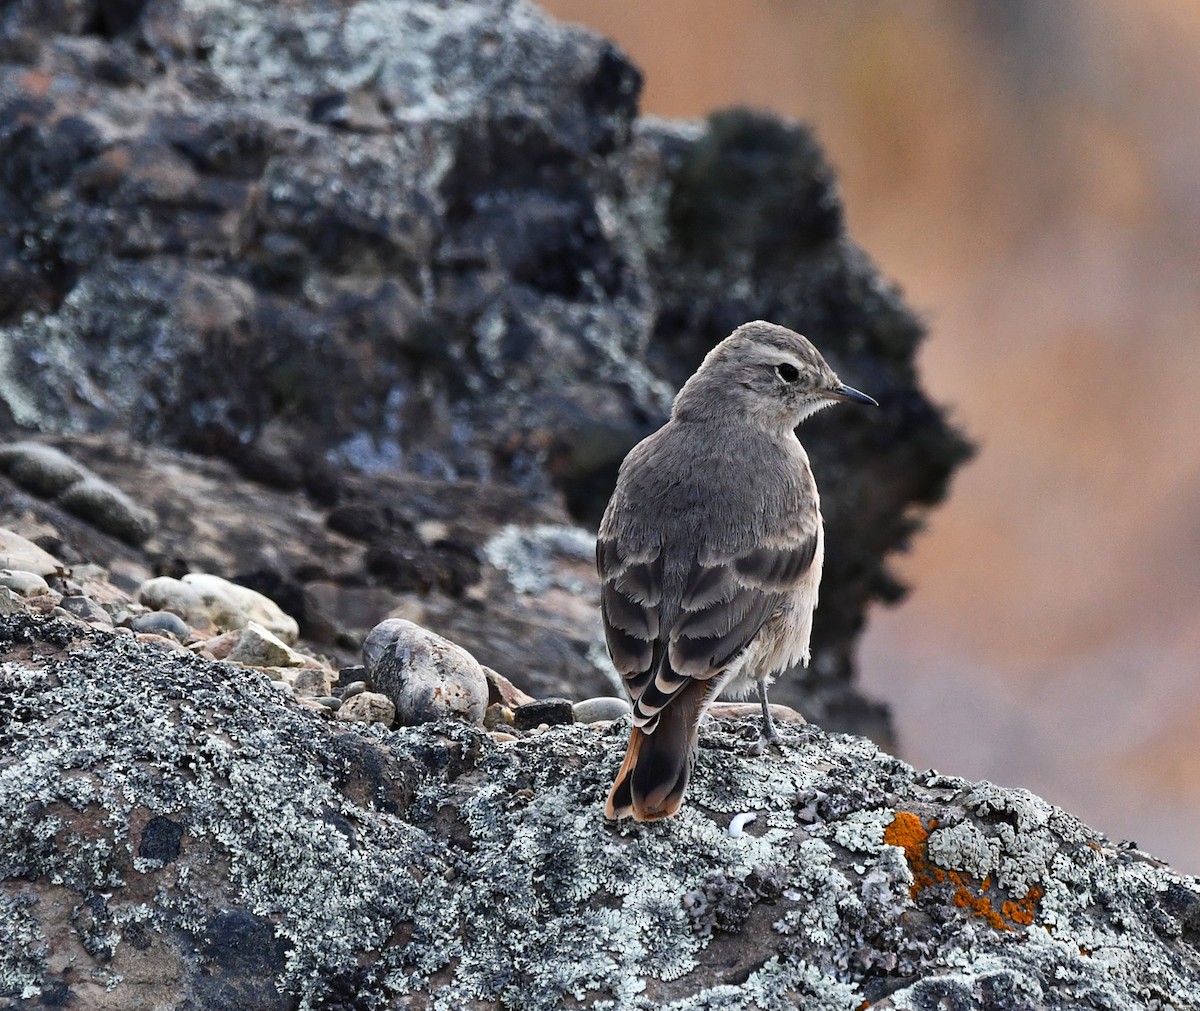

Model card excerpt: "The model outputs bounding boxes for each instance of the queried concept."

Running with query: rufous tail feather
[605,679,709,821]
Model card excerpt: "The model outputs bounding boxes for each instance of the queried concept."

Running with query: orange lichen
[883,812,1043,932]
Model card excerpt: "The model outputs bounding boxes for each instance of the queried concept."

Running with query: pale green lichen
[2,615,1199,1009]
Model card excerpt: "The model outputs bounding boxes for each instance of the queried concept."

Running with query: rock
[513,697,576,730]
[311,696,342,712]
[0,528,61,577]
[0,0,970,743]
[292,668,333,698]
[181,574,300,644]
[0,587,24,616]
[225,621,305,669]
[129,610,191,639]
[482,703,514,730]
[707,701,807,725]
[57,595,113,627]
[341,680,367,698]
[572,696,632,724]
[337,666,367,687]
[133,631,190,655]
[483,665,537,709]
[0,442,86,496]
[137,577,211,629]
[334,690,396,727]
[0,569,51,598]
[56,475,155,545]
[364,619,489,727]
[203,629,243,659]
[0,614,1196,1010]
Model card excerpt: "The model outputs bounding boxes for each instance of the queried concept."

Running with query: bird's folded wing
[598,531,818,726]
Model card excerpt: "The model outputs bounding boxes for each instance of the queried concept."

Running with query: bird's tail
[605,679,709,821]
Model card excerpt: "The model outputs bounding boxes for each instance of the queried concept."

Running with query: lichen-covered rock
[0,614,1196,1011]
[56,475,155,545]
[364,617,489,726]
[0,442,155,544]
[0,0,970,742]
[0,442,86,497]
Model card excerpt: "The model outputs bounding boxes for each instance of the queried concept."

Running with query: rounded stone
[138,577,211,629]
[364,618,488,726]
[182,573,299,643]
[335,690,395,726]
[0,569,51,598]
[57,476,155,545]
[130,610,191,639]
[341,679,368,698]
[311,696,342,711]
[572,696,632,724]
[0,442,87,497]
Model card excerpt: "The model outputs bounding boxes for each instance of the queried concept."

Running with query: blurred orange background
[544,0,1200,872]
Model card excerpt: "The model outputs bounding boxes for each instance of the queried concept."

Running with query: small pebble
[487,731,518,744]
[341,680,367,698]
[572,696,631,724]
[483,703,514,730]
[728,813,758,838]
[130,610,190,639]
[513,698,575,731]
[311,696,342,711]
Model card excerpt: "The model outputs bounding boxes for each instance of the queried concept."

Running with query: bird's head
[673,320,877,430]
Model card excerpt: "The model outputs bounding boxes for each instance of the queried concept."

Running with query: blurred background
[543,0,1200,872]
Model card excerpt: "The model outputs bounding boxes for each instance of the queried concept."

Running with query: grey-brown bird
[598,320,876,821]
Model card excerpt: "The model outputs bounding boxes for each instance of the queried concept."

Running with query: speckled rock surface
[1,614,1197,1010]
[0,0,971,743]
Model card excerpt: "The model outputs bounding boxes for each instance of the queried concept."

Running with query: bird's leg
[747,677,782,756]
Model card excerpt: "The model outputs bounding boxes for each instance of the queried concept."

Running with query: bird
[597,320,877,821]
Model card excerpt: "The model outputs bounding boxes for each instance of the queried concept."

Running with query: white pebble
[728,812,758,838]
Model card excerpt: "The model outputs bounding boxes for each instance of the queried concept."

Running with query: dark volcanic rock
[1,614,1197,1010]
[0,0,971,737]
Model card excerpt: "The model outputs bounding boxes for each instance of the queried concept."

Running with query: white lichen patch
[483,523,597,595]
[830,808,893,855]
[927,820,1002,881]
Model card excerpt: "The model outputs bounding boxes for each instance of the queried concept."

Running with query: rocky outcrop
[0,0,970,741]
[1,613,1197,1010]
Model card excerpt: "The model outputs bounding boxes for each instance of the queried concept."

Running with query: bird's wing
[598,526,818,729]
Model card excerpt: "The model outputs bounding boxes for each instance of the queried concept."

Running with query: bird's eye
[775,363,800,383]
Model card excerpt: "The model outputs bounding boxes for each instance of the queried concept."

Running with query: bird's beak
[826,383,878,407]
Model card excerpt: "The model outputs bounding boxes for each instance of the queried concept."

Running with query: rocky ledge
[2,612,1198,1010]
[0,0,972,740]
